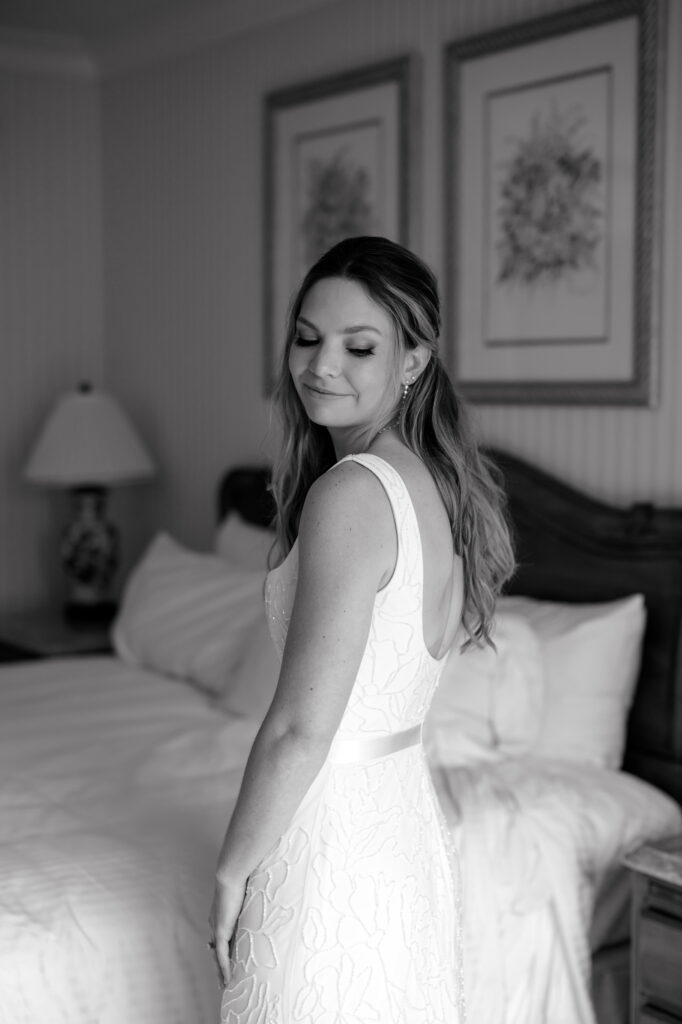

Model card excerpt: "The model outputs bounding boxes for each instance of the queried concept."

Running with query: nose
[308,338,341,378]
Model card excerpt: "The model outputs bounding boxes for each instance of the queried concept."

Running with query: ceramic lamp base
[60,486,119,615]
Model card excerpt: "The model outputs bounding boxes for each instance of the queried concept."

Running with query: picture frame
[444,0,667,405]
[264,56,418,392]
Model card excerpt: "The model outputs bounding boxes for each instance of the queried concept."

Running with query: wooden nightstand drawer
[640,910,682,1007]
[646,881,682,919]
[625,834,682,1024]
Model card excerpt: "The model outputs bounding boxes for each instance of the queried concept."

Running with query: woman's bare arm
[213,461,396,885]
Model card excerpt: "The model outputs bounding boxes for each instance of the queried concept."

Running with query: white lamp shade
[24,385,156,487]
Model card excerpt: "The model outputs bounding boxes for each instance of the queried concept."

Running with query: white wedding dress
[220,453,464,1024]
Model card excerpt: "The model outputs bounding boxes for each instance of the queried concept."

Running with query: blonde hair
[271,236,515,647]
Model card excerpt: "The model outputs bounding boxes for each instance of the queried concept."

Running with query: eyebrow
[296,315,383,336]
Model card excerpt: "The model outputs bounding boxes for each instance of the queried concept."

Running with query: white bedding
[433,757,681,1023]
[0,657,258,1024]
[1,656,680,1024]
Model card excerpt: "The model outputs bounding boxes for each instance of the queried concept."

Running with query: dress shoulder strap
[336,453,423,591]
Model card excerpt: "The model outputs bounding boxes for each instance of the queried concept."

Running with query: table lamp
[24,382,156,622]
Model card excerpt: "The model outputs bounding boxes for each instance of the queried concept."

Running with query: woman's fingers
[215,934,232,987]
[209,876,247,987]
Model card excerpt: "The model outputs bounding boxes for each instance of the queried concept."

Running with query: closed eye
[348,347,374,357]
[293,334,318,347]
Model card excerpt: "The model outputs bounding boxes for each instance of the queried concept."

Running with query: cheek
[288,346,303,379]
[367,358,399,399]
[354,375,393,411]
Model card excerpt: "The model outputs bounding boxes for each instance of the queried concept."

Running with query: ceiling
[0,0,227,45]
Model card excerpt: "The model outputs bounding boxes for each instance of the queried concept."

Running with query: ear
[401,344,431,385]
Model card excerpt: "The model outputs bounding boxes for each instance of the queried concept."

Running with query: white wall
[0,62,104,609]
[101,0,682,580]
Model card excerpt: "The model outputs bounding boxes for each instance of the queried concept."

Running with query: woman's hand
[208,875,247,988]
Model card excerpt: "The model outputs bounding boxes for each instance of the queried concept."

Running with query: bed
[1,448,681,1024]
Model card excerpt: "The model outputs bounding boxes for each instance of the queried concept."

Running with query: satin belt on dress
[328,723,423,764]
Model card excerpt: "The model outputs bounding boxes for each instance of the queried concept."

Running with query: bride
[209,235,514,1023]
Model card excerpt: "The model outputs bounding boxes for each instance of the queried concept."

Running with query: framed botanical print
[264,56,417,391]
[444,0,666,404]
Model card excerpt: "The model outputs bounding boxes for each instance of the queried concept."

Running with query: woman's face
[288,277,403,452]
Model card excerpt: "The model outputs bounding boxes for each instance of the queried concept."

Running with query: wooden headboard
[490,449,682,806]
[217,449,682,806]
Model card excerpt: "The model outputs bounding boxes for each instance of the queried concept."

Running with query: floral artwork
[301,148,374,266]
[445,0,663,404]
[495,104,603,289]
[482,69,610,348]
[265,57,412,392]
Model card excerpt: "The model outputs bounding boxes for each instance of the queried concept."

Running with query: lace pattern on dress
[222,453,465,1023]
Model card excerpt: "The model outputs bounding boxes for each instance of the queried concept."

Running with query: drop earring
[402,377,415,402]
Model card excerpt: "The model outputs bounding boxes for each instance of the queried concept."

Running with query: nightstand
[624,834,682,1023]
[0,607,114,662]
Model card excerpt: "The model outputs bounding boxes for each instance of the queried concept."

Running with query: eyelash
[293,335,374,357]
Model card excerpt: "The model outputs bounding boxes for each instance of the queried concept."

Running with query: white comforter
[0,657,680,1024]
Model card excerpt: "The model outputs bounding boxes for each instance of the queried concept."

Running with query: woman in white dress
[209,236,515,1023]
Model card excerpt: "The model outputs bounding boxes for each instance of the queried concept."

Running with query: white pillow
[424,613,545,766]
[217,611,281,720]
[113,532,265,695]
[215,514,274,571]
[498,593,646,769]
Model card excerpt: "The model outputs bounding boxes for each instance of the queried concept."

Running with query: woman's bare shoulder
[297,459,397,579]
[303,458,393,526]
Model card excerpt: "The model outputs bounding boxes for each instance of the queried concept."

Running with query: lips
[303,383,348,397]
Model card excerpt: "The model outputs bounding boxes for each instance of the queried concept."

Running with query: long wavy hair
[271,236,515,647]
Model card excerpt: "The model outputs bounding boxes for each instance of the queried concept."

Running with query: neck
[329,426,372,460]
[328,420,400,460]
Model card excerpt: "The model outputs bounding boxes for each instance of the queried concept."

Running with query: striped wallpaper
[0,68,103,609]
[0,0,680,608]
[102,0,682,564]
